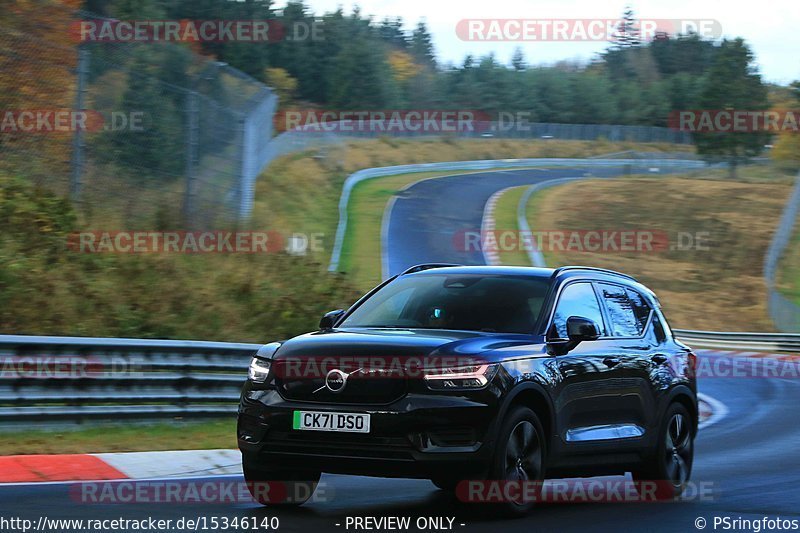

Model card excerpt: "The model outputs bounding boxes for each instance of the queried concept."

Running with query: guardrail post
[70,47,90,204]
[182,90,199,227]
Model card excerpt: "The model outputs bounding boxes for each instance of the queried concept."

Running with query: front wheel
[243,465,321,506]
[486,406,546,516]
[633,402,694,500]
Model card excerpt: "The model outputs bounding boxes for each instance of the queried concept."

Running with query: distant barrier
[763,173,800,332]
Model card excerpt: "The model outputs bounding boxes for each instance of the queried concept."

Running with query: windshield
[339,274,550,333]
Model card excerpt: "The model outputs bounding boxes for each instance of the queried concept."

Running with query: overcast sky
[275,0,799,84]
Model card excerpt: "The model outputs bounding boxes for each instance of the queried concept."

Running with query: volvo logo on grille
[324,369,348,393]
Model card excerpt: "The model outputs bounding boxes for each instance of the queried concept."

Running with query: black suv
[238,265,697,513]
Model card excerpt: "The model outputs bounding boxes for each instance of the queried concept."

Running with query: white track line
[698,392,729,430]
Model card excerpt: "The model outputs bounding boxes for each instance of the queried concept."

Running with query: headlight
[423,364,498,390]
[248,357,272,383]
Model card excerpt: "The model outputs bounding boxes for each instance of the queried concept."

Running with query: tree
[378,17,406,48]
[511,48,526,72]
[695,38,770,178]
[104,54,184,179]
[770,78,800,170]
[611,7,640,48]
[264,68,298,108]
[0,0,82,180]
[410,21,436,69]
[791,81,800,102]
[329,35,398,109]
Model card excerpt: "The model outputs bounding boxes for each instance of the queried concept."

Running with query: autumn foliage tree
[1,0,83,185]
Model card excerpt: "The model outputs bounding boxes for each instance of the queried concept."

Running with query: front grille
[273,361,407,404]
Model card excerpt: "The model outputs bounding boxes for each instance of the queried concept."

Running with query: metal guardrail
[674,329,800,352]
[763,173,800,332]
[1,330,799,427]
[0,335,259,426]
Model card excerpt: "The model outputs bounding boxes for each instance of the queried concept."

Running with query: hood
[273,327,545,362]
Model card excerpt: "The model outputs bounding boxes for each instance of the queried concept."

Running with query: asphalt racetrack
[2,368,798,532]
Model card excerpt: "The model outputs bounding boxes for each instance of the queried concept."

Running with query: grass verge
[518,169,794,331]
[492,185,531,266]
[0,420,236,456]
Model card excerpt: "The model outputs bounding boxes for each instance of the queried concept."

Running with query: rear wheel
[243,465,321,506]
[633,402,694,500]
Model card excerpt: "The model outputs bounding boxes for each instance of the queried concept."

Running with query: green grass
[492,185,531,266]
[0,419,236,456]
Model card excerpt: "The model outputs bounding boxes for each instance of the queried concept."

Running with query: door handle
[602,357,621,368]
[651,354,668,365]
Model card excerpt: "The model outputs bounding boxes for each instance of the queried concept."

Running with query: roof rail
[401,263,461,275]
[552,266,637,282]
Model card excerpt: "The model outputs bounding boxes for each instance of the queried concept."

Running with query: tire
[633,402,694,500]
[485,406,547,516]
[243,465,321,506]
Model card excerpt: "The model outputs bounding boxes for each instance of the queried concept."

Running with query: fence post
[235,113,249,221]
[182,90,199,227]
[70,46,90,204]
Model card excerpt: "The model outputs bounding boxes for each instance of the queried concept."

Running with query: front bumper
[238,387,500,479]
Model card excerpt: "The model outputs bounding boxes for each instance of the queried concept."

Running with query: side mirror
[319,309,344,330]
[566,316,601,342]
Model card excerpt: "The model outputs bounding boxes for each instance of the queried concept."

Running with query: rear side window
[598,283,640,337]
[626,288,653,334]
[552,282,605,338]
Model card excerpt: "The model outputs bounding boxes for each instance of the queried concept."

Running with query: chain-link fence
[1,9,276,229]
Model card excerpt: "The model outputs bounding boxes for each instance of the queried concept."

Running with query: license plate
[292,411,370,433]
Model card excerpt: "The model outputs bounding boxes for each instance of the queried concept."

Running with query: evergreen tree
[511,48,526,72]
[695,38,770,177]
[612,7,640,48]
[410,21,436,69]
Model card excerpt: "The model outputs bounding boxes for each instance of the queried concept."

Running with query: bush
[0,172,359,342]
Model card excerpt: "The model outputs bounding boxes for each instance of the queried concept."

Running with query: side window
[651,312,667,343]
[626,288,653,335]
[598,283,640,337]
[552,282,605,339]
